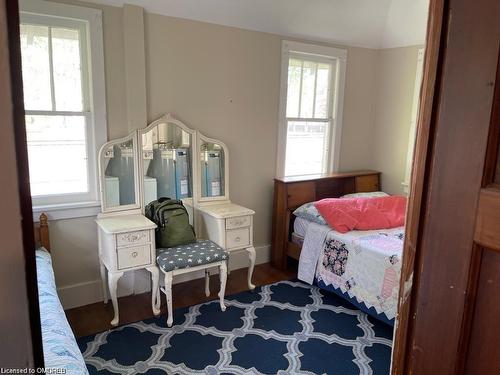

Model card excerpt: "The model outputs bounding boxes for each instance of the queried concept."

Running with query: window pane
[300,61,317,118]
[286,58,302,117]
[285,120,329,176]
[20,24,52,110]
[314,63,331,118]
[25,115,88,196]
[52,27,84,111]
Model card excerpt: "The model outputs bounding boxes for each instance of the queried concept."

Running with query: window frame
[276,40,347,178]
[402,48,425,194]
[20,0,107,220]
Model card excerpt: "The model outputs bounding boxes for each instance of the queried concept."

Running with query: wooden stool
[156,239,228,327]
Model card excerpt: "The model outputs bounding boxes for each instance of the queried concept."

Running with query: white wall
[371,45,423,195]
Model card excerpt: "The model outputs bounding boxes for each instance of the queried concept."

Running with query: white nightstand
[198,203,256,290]
[96,214,160,326]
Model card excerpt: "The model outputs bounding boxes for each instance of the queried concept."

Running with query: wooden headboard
[271,170,381,269]
[34,213,50,251]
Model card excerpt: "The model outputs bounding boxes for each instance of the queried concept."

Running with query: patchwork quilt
[299,225,404,322]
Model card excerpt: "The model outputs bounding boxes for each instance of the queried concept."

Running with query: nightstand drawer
[117,245,151,269]
[116,230,150,248]
[226,228,250,249]
[226,215,251,229]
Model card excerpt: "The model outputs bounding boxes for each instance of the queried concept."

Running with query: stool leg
[205,269,210,297]
[164,272,173,327]
[218,262,227,312]
[246,246,256,290]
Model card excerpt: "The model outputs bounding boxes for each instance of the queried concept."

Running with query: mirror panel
[100,134,139,211]
[200,141,225,198]
[99,114,232,215]
[141,121,193,206]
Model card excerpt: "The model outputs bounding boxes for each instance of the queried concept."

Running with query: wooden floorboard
[65,263,296,338]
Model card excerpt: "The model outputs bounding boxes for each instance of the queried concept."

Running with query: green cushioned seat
[156,239,228,272]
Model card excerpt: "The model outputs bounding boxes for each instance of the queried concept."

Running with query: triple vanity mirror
[98,113,230,217]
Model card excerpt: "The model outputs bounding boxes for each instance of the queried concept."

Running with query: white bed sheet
[293,216,312,237]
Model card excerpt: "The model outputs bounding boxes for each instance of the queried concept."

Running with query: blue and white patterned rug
[77,280,393,374]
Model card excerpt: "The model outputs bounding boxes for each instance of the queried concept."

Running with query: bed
[293,216,404,325]
[35,214,88,374]
[271,172,404,324]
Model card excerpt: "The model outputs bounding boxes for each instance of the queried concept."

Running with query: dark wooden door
[462,49,500,375]
[0,0,43,368]
[396,0,500,373]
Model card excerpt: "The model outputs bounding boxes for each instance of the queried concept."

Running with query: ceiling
[86,0,429,49]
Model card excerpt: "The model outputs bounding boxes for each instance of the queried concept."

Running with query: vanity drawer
[117,245,151,269]
[226,215,251,229]
[116,230,150,248]
[226,228,250,249]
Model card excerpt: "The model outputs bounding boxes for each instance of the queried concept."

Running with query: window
[20,0,106,214]
[277,41,347,177]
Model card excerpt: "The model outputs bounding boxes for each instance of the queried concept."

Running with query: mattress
[36,249,88,374]
[296,215,404,324]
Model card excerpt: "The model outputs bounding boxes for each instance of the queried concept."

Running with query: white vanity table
[198,203,256,290]
[96,113,255,326]
[96,214,160,326]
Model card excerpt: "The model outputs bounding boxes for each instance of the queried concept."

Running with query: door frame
[391,0,446,373]
[392,0,500,373]
[3,0,44,367]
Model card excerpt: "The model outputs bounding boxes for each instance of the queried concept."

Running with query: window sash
[284,119,331,177]
[286,55,335,121]
[25,112,97,205]
[20,13,90,113]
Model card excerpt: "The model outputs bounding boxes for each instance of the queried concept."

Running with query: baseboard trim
[59,244,271,310]
[58,280,102,310]
[58,271,136,310]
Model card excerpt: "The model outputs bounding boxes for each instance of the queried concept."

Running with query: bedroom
[2,0,500,374]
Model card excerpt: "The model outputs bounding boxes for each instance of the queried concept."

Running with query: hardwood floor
[65,263,296,338]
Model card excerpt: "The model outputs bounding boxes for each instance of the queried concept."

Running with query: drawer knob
[132,251,138,258]
[235,237,241,242]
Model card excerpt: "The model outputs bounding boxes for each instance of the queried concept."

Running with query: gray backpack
[145,197,196,248]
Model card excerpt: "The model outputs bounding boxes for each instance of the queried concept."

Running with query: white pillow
[341,191,389,199]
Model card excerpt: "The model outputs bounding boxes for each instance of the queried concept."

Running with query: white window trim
[20,0,107,220]
[402,48,425,195]
[32,201,101,222]
[276,40,347,178]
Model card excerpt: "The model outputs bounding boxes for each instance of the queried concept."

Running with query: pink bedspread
[314,196,407,233]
